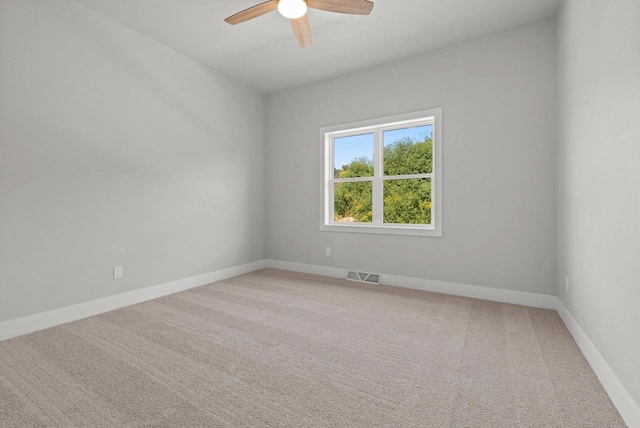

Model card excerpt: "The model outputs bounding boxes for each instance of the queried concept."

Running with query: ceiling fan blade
[291,15,312,47]
[225,0,278,25]
[307,0,374,15]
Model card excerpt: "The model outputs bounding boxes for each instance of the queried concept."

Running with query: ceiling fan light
[278,0,307,19]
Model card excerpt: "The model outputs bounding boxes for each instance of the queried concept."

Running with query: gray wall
[557,0,640,407]
[0,0,265,322]
[266,21,557,295]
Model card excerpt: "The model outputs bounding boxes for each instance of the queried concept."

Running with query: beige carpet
[0,269,626,427]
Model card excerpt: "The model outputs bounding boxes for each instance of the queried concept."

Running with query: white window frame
[320,108,443,237]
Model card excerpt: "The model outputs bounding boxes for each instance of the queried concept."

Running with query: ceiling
[72,0,560,93]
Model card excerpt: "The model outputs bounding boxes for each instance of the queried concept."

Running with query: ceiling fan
[224,0,374,47]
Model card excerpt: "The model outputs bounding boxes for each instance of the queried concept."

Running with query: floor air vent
[346,271,381,285]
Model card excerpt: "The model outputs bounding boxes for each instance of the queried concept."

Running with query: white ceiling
[72,0,560,93]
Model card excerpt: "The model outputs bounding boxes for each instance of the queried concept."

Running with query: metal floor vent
[346,270,381,285]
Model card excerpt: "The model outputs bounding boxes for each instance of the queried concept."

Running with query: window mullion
[372,128,383,225]
[327,136,334,225]
[333,177,375,183]
[382,173,432,181]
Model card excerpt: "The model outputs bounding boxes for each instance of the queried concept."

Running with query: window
[320,108,442,236]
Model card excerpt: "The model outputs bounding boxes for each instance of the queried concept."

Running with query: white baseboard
[555,300,640,428]
[0,260,266,342]
[266,260,347,280]
[264,259,557,309]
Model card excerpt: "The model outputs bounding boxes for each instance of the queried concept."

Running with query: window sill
[320,223,442,237]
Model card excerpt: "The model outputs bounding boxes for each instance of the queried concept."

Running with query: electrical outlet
[113,266,123,279]
[565,276,569,293]
[325,247,331,256]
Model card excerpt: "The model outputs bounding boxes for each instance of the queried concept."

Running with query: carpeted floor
[0,269,626,427]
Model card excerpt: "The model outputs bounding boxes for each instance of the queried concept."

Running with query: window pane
[383,125,433,175]
[383,178,431,224]
[334,133,374,178]
[334,181,372,223]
